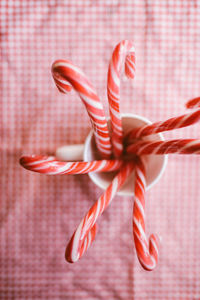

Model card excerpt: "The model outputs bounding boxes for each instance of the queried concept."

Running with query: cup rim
[83,113,168,196]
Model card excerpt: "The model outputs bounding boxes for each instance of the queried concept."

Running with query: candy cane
[52,60,112,159]
[126,139,200,155]
[19,155,123,175]
[107,40,136,157]
[133,156,159,271]
[125,109,200,141]
[65,162,135,263]
[186,97,200,109]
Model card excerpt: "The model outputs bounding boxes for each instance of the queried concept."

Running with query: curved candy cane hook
[107,40,136,157]
[52,60,112,159]
[133,156,159,271]
[65,162,135,263]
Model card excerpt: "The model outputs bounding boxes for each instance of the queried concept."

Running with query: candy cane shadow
[84,113,168,196]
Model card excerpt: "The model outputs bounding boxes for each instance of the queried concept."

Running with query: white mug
[56,113,168,196]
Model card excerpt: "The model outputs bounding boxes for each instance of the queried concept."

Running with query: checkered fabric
[1,0,200,299]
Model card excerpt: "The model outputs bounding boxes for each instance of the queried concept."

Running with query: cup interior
[83,113,168,196]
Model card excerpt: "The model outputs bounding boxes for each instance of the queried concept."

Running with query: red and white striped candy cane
[19,155,123,175]
[125,109,200,141]
[133,156,159,271]
[126,139,200,155]
[107,40,136,157]
[186,97,200,109]
[52,60,112,159]
[65,161,135,263]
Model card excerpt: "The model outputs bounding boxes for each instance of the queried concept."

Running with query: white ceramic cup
[56,113,168,196]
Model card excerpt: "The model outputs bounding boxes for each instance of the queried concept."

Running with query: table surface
[1,1,200,299]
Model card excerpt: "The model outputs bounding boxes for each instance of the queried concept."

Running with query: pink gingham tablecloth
[1,1,200,299]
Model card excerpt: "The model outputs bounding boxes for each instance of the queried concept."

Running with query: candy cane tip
[51,59,67,69]
[150,233,160,244]
[51,60,59,72]
[185,97,200,109]
[65,236,77,263]
[19,158,26,168]
[65,256,73,263]
[19,155,37,165]
[65,252,75,263]
[141,264,156,272]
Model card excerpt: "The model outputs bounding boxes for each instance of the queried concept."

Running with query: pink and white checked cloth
[1,1,200,299]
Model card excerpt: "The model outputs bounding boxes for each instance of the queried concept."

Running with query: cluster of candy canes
[20,40,200,271]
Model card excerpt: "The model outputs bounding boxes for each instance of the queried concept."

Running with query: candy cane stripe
[126,109,200,140]
[52,60,112,158]
[65,162,135,263]
[186,97,200,109]
[107,40,136,157]
[20,156,123,175]
[133,157,159,271]
[126,139,200,155]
